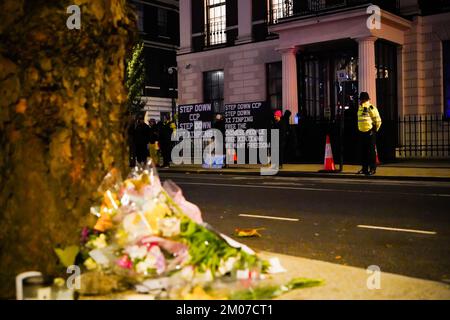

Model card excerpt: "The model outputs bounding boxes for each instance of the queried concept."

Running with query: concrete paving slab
[259,252,450,300]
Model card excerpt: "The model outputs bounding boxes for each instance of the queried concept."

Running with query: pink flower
[117,255,133,269]
[80,227,90,244]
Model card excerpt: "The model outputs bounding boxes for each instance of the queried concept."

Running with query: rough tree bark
[0,0,135,298]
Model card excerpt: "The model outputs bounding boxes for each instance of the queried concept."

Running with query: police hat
[359,92,370,101]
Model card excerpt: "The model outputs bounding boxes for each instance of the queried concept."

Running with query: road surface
[159,172,450,283]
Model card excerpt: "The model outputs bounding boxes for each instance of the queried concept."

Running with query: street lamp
[168,67,177,119]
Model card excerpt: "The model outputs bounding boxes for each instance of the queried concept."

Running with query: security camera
[168,67,177,75]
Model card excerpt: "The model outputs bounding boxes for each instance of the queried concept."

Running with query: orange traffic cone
[323,135,336,171]
[375,144,381,165]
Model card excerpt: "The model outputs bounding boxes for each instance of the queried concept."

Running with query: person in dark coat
[134,116,151,165]
[127,115,137,167]
[272,110,288,168]
[212,113,226,157]
[282,110,297,162]
[158,115,174,168]
[148,118,159,166]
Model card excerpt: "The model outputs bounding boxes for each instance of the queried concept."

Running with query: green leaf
[287,277,323,290]
[54,245,80,268]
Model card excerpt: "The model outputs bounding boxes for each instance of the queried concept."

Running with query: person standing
[212,113,226,159]
[134,115,151,165]
[158,115,174,168]
[357,92,382,176]
[148,118,159,166]
[127,115,137,167]
[272,110,288,169]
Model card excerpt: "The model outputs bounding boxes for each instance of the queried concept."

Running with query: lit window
[204,70,224,113]
[269,0,293,24]
[205,0,227,46]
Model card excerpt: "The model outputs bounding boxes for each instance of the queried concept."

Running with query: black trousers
[360,131,377,172]
[160,142,172,166]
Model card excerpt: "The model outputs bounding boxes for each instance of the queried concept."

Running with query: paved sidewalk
[160,162,450,181]
[261,252,450,300]
[82,252,450,300]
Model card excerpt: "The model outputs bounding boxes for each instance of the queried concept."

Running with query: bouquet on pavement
[69,161,272,298]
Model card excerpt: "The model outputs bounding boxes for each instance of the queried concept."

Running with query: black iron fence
[175,114,450,165]
[397,114,450,158]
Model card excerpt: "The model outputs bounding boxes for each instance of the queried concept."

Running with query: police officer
[357,92,382,176]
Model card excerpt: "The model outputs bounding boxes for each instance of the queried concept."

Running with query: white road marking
[175,181,450,197]
[357,225,437,235]
[239,214,299,222]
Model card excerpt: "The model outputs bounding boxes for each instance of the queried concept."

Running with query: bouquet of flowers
[70,161,272,298]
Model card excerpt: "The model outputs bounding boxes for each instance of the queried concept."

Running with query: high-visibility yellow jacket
[357,101,382,133]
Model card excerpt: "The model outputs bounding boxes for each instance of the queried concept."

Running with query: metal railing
[205,21,227,47]
[269,0,294,24]
[269,0,400,24]
[397,114,450,158]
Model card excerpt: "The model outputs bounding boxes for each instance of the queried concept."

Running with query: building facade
[177,0,450,161]
[133,0,180,121]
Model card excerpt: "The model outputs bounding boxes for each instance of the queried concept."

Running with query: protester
[134,115,151,165]
[272,109,288,169]
[127,115,137,167]
[158,115,175,168]
[148,118,159,166]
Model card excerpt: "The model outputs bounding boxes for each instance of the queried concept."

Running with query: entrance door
[298,41,359,163]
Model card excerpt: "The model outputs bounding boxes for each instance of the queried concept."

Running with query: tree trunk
[0,0,135,298]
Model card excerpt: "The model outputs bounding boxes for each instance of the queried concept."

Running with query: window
[205,0,227,46]
[204,70,224,113]
[157,8,168,37]
[268,0,293,24]
[136,3,144,32]
[300,55,330,119]
[444,41,450,118]
[267,62,282,110]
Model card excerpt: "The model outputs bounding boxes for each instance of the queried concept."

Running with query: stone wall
[402,12,450,115]
[177,39,281,105]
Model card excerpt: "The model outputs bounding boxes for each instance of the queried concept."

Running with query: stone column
[279,47,299,120]
[358,36,378,103]
[179,0,192,54]
[236,0,252,44]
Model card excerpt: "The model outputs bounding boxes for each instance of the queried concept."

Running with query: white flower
[180,266,194,281]
[218,257,237,275]
[91,234,107,249]
[136,254,157,275]
[125,245,148,260]
[159,217,181,237]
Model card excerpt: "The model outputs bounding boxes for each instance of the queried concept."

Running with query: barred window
[269,0,293,24]
[267,62,282,110]
[205,0,227,46]
[157,8,168,37]
[136,3,144,32]
[204,70,224,113]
